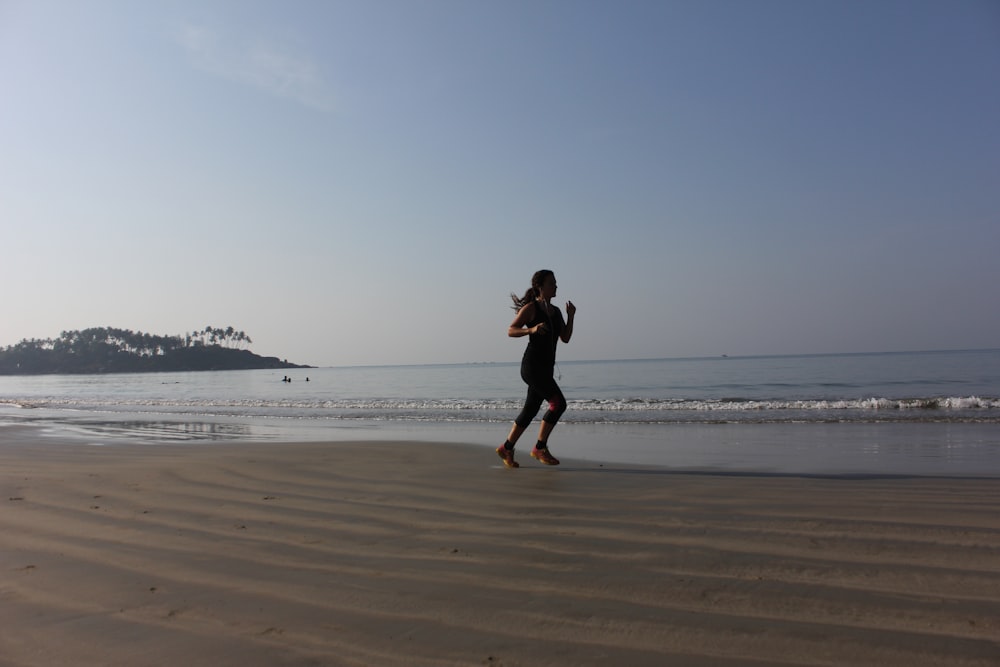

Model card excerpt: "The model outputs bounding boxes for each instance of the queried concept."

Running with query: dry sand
[1,437,998,666]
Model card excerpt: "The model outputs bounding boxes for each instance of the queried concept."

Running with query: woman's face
[539,274,558,300]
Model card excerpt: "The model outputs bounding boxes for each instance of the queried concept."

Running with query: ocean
[1,349,998,476]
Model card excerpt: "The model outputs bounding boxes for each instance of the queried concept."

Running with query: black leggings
[515,364,567,428]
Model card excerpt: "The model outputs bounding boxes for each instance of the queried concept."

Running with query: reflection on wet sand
[62,419,253,442]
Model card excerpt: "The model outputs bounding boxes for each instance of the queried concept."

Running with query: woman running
[497,269,576,468]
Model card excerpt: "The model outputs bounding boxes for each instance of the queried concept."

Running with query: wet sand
[1,437,998,666]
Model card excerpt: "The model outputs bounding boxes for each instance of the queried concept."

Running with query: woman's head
[532,270,557,300]
[530,270,555,297]
[512,269,557,309]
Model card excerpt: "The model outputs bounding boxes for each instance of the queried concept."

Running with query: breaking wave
[4,395,998,424]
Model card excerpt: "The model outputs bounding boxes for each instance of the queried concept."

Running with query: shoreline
[2,437,998,666]
[3,413,1000,477]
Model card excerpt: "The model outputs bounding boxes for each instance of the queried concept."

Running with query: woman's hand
[561,301,575,344]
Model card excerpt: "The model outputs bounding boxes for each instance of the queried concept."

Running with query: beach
[1,433,998,666]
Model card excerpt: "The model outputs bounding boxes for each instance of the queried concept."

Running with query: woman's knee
[515,394,545,427]
[542,394,567,424]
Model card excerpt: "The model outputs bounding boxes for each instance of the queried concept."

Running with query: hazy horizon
[1,324,997,369]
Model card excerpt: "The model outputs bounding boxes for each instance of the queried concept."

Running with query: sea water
[1,350,998,475]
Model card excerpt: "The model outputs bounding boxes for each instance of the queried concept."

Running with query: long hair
[510,269,554,310]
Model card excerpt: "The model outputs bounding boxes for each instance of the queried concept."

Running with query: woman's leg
[497,384,545,468]
[537,419,556,443]
[500,366,565,466]
[530,381,565,464]
[538,381,566,435]
[505,422,526,446]
[513,384,546,433]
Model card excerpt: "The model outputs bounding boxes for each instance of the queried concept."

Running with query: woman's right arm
[508,302,543,338]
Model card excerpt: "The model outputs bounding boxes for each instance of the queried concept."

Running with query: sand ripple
[1,441,998,666]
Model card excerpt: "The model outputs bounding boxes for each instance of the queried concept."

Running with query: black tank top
[523,301,564,369]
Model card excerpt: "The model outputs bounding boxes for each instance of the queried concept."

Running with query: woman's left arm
[560,301,576,343]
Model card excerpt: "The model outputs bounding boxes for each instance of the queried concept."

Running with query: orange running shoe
[496,445,519,468]
[531,447,560,465]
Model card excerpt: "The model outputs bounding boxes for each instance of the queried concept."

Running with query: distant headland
[0,326,312,375]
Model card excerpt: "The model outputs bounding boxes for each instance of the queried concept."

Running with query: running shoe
[531,447,560,465]
[496,445,520,468]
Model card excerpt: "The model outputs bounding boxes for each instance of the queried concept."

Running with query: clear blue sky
[2,0,998,366]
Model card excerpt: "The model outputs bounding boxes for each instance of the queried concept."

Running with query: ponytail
[510,269,554,310]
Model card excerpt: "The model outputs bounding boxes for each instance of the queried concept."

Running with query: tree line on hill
[0,326,311,375]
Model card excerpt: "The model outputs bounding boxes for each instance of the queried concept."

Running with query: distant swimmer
[496,269,576,469]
